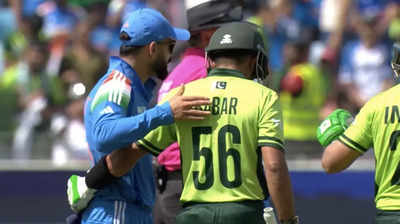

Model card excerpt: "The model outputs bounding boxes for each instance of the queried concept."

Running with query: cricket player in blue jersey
[70,8,211,224]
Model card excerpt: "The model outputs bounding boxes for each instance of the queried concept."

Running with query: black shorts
[376,209,400,224]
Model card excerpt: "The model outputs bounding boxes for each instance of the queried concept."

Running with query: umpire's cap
[187,0,243,32]
[206,22,264,53]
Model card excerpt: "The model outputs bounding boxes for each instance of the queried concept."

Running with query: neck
[120,55,151,83]
[216,64,241,71]
[214,60,252,79]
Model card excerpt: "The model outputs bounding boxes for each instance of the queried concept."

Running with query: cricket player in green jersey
[317,42,400,223]
[71,22,298,224]
[138,22,297,224]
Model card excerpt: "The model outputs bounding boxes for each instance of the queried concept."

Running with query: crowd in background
[0,0,399,163]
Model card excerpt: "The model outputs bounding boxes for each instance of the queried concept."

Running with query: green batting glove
[316,109,353,147]
[67,175,97,213]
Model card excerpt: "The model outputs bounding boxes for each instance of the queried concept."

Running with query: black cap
[206,22,263,53]
[186,0,243,32]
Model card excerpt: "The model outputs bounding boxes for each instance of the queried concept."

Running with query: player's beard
[152,54,169,80]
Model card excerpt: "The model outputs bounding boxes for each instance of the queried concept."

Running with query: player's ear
[208,58,216,69]
[205,55,215,74]
[148,41,157,57]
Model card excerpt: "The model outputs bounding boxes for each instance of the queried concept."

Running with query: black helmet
[186,0,243,32]
[391,42,400,78]
[205,22,269,80]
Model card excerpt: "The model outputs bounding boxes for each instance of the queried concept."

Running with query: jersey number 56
[192,125,242,190]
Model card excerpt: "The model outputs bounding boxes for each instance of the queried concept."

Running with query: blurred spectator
[246,1,269,49]
[63,21,108,90]
[51,53,92,164]
[277,40,329,158]
[151,0,186,28]
[316,0,351,71]
[51,97,89,165]
[107,0,146,27]
[387,3,400,41]
[88,2,121,55]
[37,0,80,39]
[3,15,44,69]
[0,2,17,43]
[20,0,46,17]
[11,41,67,159]
[105,0,147,55]
[319,0,350,35]
[338,16,394,112]
[8,0,45,27]
[37,0,83,75]
[263,0,308,72]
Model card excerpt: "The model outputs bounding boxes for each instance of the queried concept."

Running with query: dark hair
[208,49,257,64]
[119,32,143,56]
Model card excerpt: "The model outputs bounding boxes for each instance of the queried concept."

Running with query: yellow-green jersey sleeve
[338,102,373,154]
[258,91,285,151]
[136,89,178,155]
[137,123,176,155]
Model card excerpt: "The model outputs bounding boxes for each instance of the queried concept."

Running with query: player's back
[171,68,284,203]
[358,84,400,210]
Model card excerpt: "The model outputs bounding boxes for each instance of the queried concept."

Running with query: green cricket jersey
[137,68,284,203]
[338,84,400,210]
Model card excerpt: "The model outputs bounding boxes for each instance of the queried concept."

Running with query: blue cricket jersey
[84,56,174,208]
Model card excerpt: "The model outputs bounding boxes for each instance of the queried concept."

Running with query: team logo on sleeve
[90,70,132,111]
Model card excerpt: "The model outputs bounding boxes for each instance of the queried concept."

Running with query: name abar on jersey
[193,96,238,115]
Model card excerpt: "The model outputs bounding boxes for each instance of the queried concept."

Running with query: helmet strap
[391,63,400,78]
[255,44,269,84]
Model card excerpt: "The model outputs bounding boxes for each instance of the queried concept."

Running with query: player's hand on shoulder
[168,85,211,121]
[316,109,353,147]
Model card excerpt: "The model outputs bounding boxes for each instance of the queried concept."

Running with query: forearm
[85,143,148,189]
[322,140,361,173]
[93,102,173,153]
[106,143,148,177]
[265,162,296,221]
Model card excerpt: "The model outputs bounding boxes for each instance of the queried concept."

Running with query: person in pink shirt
[153,1,244,223]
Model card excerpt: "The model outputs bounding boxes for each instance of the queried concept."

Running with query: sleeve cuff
[137,140,162,156]
[338,134,368,154]
[257,136,285,152]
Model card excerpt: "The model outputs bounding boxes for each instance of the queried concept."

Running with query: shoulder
[361,85,399,114]
[236,79,280,104]
[370,84,399,104]
[101,70,132,87]
[249,80,278,96]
